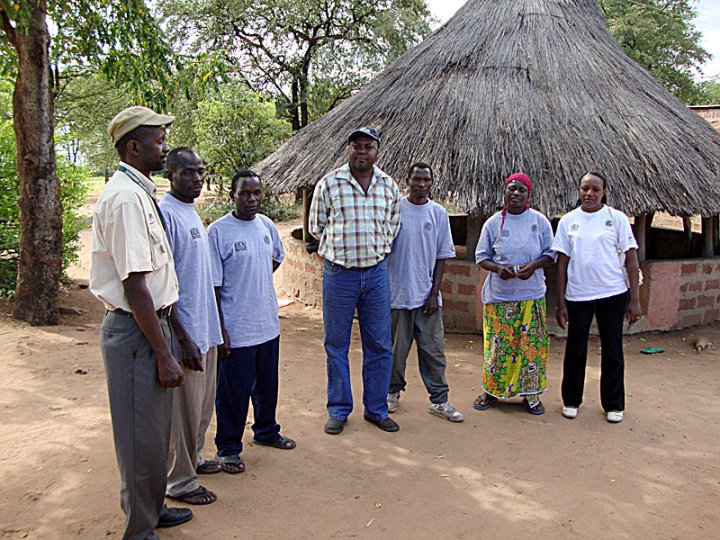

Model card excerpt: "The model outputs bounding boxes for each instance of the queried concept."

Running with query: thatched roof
[257,0,720,217]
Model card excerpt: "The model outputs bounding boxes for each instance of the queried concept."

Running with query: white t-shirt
[208,213,284,348]
[388,198,456,310]
[159,194,223,355]
[552,205,638,302]
[475,208,556,304]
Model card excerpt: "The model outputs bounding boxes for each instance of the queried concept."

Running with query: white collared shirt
[90,162,179,311]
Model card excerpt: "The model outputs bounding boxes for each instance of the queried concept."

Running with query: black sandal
[473,393,498,410]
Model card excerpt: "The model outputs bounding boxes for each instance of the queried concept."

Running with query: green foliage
[0,82,88,293]
[697,77,720,105]
[191,83,292,179]
[599,0,710,104]
[161,0,433,129]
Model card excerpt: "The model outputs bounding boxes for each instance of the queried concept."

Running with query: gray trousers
[167,347,217,497]
[101,311,173,540]
[389,307,450,404]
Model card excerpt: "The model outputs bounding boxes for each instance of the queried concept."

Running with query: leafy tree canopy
[600,0,711,104]
[160,0,433,129]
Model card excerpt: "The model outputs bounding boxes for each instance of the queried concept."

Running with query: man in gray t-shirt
[386,163,463,422]
[160,147,224,505]
[208,170,296,475]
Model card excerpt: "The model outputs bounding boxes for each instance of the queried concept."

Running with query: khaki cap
[108,106,175,145]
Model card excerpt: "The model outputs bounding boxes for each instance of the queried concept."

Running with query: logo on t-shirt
[423,222,433,232]
[263,235,271,245]
[501,229,510,237]
[190,227,201,240]
[531,224,538,233]
[147,212,156,225]
[234,241,247,251]
[570,224,580,232]
[605,220,613,227]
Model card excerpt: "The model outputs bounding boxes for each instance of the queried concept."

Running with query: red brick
[443,299,470,312]
[681,313,702,327]
[688,281,702,292]
[679,298,696,310]
[457,283,476,296]
[697,295,715,308]
[679,283,688,293]
[681,262,697,276]
[440,282,452,294]
[704,263,713,275]
[447,263,471,277]
[706,280,720,291]
[704,309,720,323]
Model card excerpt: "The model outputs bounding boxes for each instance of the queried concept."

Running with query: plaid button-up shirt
[309,163,400,268]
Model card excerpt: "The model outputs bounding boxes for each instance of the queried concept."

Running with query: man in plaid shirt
[309,127,401,435]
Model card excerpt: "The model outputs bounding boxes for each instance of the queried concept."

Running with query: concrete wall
[277,233,720,334]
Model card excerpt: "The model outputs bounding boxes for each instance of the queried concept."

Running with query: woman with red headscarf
[472,173,556,415]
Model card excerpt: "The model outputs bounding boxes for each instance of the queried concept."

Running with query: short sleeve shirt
[208,213,284,348]
[552,205,638,302]
[308,163,400,268]
[388,198,456,309]
[90,162,178,311]
[475,208,556,304]
[159,194,223,354]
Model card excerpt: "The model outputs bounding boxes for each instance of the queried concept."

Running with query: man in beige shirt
[90,106,193,540]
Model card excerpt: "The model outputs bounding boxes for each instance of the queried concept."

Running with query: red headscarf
[500,173,532,229]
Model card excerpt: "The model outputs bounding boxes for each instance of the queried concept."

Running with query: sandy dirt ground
[1,215,719,540]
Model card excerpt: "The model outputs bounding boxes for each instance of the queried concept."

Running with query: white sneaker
[562,406,578,419]
[606,410,624,423]
[429,402,464,422]
[387,392,400,414]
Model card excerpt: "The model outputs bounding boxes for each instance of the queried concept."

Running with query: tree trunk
[290,79,300,131]
[12,0,62,326]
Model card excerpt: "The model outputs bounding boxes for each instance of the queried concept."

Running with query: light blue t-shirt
[475,208,556,304]
[158,193,223,354]
[388,198,456,310]
[208,213,284,348]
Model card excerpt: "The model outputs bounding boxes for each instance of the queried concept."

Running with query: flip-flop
[196,460,222,475]
[523,398,545,415]
[166,485,217,505]
[473,393,498,410]
[217,454,245,474]
[252,434,296,450]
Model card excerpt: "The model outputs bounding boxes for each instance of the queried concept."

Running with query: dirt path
[1,218,719,539]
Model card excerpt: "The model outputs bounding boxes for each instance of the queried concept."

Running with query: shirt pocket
[149,227,170,270]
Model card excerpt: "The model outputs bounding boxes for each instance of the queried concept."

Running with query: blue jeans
[322,258,393,421]
[215,336,281,456]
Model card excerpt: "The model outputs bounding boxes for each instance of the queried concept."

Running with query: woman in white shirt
[553,172,641,424]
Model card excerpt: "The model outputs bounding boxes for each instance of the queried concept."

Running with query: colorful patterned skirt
[482,298,548,398]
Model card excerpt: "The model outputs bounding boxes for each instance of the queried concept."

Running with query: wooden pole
[701,216,714,257]
[302,188,313,242]
[634,214,647,262]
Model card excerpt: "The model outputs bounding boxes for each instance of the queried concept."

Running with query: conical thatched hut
[259,0,720,334]
[257,0,720,218]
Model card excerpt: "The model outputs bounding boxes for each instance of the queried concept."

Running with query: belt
[111,306,173,318]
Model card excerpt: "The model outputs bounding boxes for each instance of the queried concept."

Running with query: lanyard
[118,165,167,230]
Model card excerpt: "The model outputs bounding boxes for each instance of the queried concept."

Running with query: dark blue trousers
[215,336,281,456]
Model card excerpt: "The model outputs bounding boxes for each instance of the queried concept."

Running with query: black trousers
[561,292,627,412]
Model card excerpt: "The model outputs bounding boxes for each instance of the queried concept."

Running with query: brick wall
[677,259,720,328]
